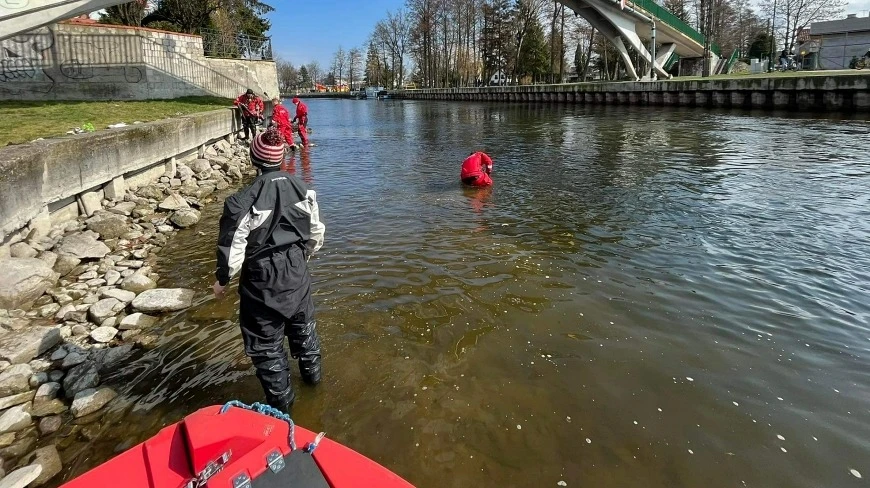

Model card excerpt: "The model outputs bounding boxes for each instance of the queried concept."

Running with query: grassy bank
[0,96,232,147]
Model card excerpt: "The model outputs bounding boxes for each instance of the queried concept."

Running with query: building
[806,14,870,69]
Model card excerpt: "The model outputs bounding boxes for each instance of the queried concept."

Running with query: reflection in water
[51,101,870,488]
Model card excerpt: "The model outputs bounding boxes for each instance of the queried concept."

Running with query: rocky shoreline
[0,138,256,487]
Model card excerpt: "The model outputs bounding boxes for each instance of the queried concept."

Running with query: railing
[630,0,722,55]
[201,29,273,60]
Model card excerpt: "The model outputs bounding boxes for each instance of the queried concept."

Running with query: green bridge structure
[562,0,725,80]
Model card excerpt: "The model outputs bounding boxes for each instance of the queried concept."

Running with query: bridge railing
[630,0,721,55]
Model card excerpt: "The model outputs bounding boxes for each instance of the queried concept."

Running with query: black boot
[299,354,322,385]
[265,384,296,415]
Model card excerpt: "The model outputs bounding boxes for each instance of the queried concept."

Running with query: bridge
[0,0,130,41]
[561,0,721,80]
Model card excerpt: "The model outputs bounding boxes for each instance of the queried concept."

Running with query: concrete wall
[391,74,870,111]
[817,32,870,69]
[0,23,278,100]
[0,108,240,244]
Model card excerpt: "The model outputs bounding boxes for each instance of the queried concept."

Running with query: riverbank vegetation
[0,97,231,147]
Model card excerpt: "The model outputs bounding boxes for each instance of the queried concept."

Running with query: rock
[0,259,59,310]
[52,254,81,277]
[9,243,37,259]
[87,298,123,324]
[57,234,110,260]
[132,207,155,219]
[108,202,137,216]
[0,391,34,410]
[28,358,51,373]
[54,304,76,322]
[102,289,136,304]
[131,288,194,313]
[136,185,164,201]
[70,324,89,336]
[194,168,213,181]
[63,361,99,399]
[61,350,88,369]
[34,382,60,402]
[49,348,67,361]
[89,327,118,343]
[28,372,47,388]
[169,178,181,188]
[38,416,62,435]
[215,179,229,191]
[37,303,60,318]
[86,215,129,240]
[48,370,63,382]
[104,269,122,286]
[157,224,175,234]
[30,399,66,417]
[23,445,62,486]
[65,311,88,323]
[0,431,13,447]
[100,317,117,328]
[0,465,42,488]
[92,345,133,373]
[190,159,212,173]
[227,166,243,180]
[176,164,195,179]
[77,270,98,281]
[0,364,32,396]
[70,387,117,417]
[158,193,190,211]
[118,313,157,330]
[36,251,58,270]
[0,404,31,434]
[120,274,156,294]
[0,430,35,459]
[79,191,102,216]
[0,326,62,365]
[116,260,143,269]
[170,209,201,228]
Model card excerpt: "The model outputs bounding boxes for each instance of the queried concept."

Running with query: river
[53,100,870,487]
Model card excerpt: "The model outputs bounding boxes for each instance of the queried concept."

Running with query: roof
[810,15,870,35]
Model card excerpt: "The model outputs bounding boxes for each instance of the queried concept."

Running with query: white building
[808,14,870,69]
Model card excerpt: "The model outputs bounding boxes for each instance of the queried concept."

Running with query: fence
[202,29,273,61]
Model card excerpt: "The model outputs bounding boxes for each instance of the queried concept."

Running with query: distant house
[803,14,870,69]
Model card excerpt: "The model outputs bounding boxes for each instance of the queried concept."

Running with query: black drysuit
[216,166,325,409]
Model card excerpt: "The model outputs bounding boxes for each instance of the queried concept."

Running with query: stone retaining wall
[0,108,240,249]
[391,75,870,111]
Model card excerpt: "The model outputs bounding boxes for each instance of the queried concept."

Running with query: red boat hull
[61,405,414,488]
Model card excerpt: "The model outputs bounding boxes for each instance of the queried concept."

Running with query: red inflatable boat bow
[61,404,414,488]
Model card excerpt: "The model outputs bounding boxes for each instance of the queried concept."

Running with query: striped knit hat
[250,128,285,168]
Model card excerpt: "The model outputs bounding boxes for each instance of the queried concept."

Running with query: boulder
[36,303,60,318]
[0,258,59,310]
[30,399,66,417]
[79,191,102,216]
[190,159,212,173]
[61,350,88,369]
[171,209,201,228]
[131,288,195,313]
[90,326,118,343]
[92,345,133,372]
[0,404,31,434]
[54,304,76,322]
[0,327,60,365]
[86,215,129,240]
[0,465,42,488]
[132,207,155,219]
[71,387,117,418]
[37,251,58,270]
[176,164,195,180]
[158,194,190,211]
[136,185,165,201]
[53,254,81,277]
[121,274,156,294]
[9,243,37,259]
[104,269,122,286]
[108,202,137,216]
[87,298,123,324]
[35,382,60,402]
[57,234,110,260]
[119,313,157,330]
[23,445,62,486]
[0,391,35,410]
[0,364,32,396]
[38,415,62,435]
[63,361,99,399]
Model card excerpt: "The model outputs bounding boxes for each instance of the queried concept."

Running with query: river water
[54,100,870,487]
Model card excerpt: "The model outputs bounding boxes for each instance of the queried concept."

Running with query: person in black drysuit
[213,127,326,412]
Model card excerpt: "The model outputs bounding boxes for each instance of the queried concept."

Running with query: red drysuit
[234,93,264,117]
[460,152,493,187]
[271,104,295,145]
[292,98,309,146]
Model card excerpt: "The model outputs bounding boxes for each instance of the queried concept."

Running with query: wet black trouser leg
[238,248,322,411]
[242,116,256,140]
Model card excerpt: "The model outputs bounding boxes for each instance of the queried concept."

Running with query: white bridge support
[561,0,717,81]
[0,0,132,41]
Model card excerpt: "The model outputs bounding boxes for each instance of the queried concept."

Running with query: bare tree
[275,57,298,93]
[383,9,411,88]
[348,48,363,90]
[306,61,321,86]
[759,0,846,54]
[333,46,347,90]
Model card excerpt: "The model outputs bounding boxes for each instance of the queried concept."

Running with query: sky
[266,0,870,68]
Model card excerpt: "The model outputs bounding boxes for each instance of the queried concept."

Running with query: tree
[516,18,548,81]
[759,0,846,54]
[100,0,149,26]
[276,58,298,93]
[142,0,273,37]
[306,61,321,85]
[332,46,347,89]
[324,73,336,87]
[348,48,363,90]
[299,65,311,89]
[512,0,547,82]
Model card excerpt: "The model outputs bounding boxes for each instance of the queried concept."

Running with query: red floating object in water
[61,404,414,488]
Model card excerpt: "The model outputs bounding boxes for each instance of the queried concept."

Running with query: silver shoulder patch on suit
[249,206,272,230]
[294,190,315,215]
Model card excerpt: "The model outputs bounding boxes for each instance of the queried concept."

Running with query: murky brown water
[53,101,870,487]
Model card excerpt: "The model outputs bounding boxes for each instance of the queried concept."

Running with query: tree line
[337,0,847,88]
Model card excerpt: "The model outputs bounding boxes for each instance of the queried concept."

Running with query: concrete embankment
[0,108,260,486]
[392,74,870,111]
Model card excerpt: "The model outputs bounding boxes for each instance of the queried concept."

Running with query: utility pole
[768,0,777,71]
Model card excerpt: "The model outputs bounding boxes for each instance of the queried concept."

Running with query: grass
[664,69,870,82]
[0,96,232,147]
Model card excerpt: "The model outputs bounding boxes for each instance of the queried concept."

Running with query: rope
[220,400,297,451]
[305,432,326,454]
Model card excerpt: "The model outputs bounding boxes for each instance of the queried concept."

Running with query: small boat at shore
[61,401,414,488]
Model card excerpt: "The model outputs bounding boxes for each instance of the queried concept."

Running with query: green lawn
[666,69,870,82]
[0,96,232,147]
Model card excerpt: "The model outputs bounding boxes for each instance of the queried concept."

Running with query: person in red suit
[460,151,494,187]
[270,97,295,148]
[291,97,310,147]
[234,89,264,141]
